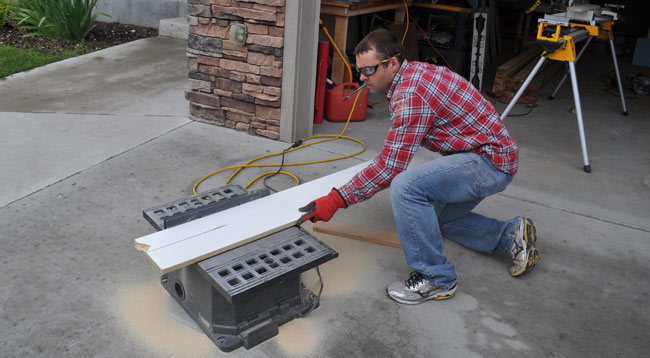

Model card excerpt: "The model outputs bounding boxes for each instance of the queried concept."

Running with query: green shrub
[16,0,109,41]
[0,0,17,28]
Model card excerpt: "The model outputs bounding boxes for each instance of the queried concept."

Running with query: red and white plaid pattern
[338,60,518,205]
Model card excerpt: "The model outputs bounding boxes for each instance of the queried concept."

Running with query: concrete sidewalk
[1,37,649,357]
[0,37,190,207]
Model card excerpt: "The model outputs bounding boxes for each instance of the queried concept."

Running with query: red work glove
[299,188,347,223]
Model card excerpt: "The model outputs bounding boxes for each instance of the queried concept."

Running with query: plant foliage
[16,0,109,41]
[0,0,17,28]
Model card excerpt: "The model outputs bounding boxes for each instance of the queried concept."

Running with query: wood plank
[495,47,541,78]
[567,4,600,13]
[331,15,349,84]
[507,55,541,91]
[320,0,406,17]
[493,47,542,96]
[134,161,371,273]
[345,3,406,17]
[313,221,402,248]
[320,0,406,83]
[505,57,565,95]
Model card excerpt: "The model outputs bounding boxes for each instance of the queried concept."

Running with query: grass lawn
[0,45,84,79]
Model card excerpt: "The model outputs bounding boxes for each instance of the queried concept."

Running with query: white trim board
[134,161,370,273]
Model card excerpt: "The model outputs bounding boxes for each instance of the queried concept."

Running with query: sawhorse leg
[502,56,592,173]
[549,36,593,99]
[607,30,628,116]
[568,61,591,173]
[501,56,547,118]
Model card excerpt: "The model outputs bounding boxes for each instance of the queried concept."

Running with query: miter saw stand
[501,3,628,173]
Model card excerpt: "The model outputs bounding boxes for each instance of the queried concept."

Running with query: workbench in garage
[320,0,407,84]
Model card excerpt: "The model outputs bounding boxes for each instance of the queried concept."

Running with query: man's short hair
[353,29,405,64]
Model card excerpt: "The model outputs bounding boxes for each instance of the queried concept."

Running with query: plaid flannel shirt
[338,60,518,205]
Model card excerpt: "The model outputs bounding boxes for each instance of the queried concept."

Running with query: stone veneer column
[185,0,286,140]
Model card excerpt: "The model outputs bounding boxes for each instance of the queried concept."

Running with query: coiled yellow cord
[192,89,366,194]
[193,0,412,194]
[319,18,353,83]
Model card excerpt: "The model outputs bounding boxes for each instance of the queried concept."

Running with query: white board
[134,161,370,273]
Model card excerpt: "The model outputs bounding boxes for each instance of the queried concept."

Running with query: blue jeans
[390,152,519,290]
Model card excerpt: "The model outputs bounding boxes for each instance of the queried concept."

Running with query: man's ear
[389,56,401,73]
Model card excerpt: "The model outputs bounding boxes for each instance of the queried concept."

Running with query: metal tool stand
[548,36,592,99]
[606,29,628,116]
[549,32,627,116]
[501,5,627,173]
[143,185,339,352]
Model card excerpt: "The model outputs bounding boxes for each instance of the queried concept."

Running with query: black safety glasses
[353,53,400,77]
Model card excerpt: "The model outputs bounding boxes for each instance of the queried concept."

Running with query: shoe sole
[387,286,457,305]
[512,218,539,277]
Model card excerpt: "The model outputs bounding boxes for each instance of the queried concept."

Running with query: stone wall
[186,0,285,140]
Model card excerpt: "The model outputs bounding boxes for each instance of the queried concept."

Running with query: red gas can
[313,41,329,124]
[325,83,368,122]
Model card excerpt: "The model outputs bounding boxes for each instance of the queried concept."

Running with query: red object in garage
[314,41,329,124]
[325,82,368,122]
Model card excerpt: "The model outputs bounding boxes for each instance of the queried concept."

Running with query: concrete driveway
[1,36,649,357]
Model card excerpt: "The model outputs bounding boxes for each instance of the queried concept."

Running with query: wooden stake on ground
[313,221,402,248]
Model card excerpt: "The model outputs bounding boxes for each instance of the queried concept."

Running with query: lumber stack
[492,47,543,97]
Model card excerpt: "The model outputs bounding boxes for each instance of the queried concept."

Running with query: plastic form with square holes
[144,186,338,352]
[142,184,269,230]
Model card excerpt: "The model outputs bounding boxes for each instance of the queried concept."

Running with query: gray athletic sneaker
[510,217,539,276]
[386,271,456,304]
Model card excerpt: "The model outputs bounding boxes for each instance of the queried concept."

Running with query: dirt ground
[0,21,158,54]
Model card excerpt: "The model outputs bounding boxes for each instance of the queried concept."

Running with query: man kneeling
[300,29,538,304]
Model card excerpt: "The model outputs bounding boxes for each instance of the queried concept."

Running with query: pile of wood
[492,46,563,98]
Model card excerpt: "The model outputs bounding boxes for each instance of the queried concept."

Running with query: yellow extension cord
[401,0,409,44]
[192,0,410,194]
[192,89,366,193]
[319,18,353,83]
